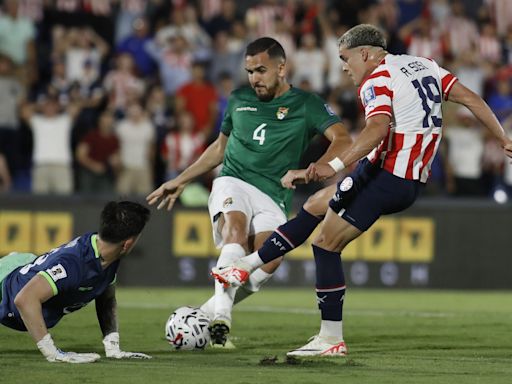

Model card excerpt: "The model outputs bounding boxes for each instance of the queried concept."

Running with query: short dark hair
[338,24,387,50]
[99,201,150,243]
[245,37,286,61]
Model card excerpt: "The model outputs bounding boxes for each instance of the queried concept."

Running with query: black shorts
[329,159,423,231]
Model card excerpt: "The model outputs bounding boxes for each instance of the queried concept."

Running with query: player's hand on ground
[103,332,152,360]
[37,334,100,363]
[146,180,185,210]
[305,162,335,182]
[53,351,101,363]
[281,169,308,189]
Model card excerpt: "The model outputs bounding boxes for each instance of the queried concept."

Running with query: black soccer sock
[313,244,346,321]
[258,208,322,264]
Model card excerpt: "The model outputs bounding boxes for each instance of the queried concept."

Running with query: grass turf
[2,288,512,384]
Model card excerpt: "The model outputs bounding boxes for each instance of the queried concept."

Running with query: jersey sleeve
[359,70,393,120]
[220,94,234,136]
[37,252,82,296]
[305,93,341,135]
[439,66,458,101]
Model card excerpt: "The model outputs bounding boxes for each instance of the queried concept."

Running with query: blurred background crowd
[0,0,511,204]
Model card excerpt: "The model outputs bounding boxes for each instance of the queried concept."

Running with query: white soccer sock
[213,243,246,325]
[241,251,265,270]
[234,268,272,304]
[199,296,215,321]
[319,320,343,341]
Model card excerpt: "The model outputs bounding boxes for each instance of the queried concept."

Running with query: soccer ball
[165,306,210,350]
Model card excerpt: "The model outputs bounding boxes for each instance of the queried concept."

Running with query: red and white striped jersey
[359,54,458,183]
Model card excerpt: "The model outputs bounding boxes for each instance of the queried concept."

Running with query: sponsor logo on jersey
[235,106,257,112]
[324,103,336,116]
[363,85,376,106]
[276,107,289,120]
[223,197,233,208]
[47,264,67,282]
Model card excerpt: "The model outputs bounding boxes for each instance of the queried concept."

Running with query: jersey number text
[411,76,442,128]
[253,123,267,145]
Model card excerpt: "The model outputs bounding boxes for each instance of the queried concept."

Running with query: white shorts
[208,176,287,248]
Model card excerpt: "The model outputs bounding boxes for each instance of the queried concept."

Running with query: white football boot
[287,335,348,357]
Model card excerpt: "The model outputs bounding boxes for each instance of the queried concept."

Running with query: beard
[254,80,279,102]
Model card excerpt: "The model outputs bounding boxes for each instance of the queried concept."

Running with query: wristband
[328,157,346,172]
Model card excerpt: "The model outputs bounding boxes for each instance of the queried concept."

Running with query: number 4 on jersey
[253,123,267,145]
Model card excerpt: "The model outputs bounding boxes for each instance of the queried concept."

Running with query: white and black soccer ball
[165,306,210,350]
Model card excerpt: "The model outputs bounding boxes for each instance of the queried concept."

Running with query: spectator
[115,0,147,44]
[214,71,234,138]
[0,54,25,180]
[145,84,173,186]
[208,31,244,86]
[116,102,155,195]
[156,6,211,59]
[116,17,156,78]
[399,16,444,63]
[175,61,219,140]
[53,26,109,84]
[502,25,512,65]
[0,153,12,193]
[0,0,37,87]
[487,78,512,122]
[451,48,487,97]
[442,0,479,58]
[75,111,120,194]
[245,0,293,37]
[161,111,204,180]
[292,33,327,94]
[204,0,240,38]
[21,96,81,195]
[146,34,194,95]
[103,53,145,116]
[478,22,502,65]
[445,107,486,197]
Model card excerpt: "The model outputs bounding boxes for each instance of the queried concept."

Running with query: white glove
[37,334,101,363]
[103,332,152,359]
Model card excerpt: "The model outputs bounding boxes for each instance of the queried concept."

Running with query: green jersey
[219,86,341,214]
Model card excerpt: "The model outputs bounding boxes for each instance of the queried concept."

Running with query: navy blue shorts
[328,159,423,231]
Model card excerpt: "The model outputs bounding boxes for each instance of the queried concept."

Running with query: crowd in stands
[0,0,511,202]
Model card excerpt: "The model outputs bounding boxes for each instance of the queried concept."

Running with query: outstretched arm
[14,275,100,363]
[304,114,390,181]
[146,133,228,210]
[96,285,151,359]
[281,122,353,188]
[447,81,512,158]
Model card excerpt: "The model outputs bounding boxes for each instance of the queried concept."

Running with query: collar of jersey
[91,234,100,259]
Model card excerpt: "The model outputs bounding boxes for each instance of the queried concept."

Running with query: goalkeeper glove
[103,332,152,359]
[37,334,100,363]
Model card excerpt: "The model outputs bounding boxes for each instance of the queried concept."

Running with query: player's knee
[303,195,327,217]
[221,226,247,246]
[313,233,342,253]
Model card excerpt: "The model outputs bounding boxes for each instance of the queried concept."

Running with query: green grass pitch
[2,288,512,384]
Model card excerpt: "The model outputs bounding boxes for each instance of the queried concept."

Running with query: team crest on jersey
[276,107,289,120]
[362,85,376,106]
[223,197,233,208]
